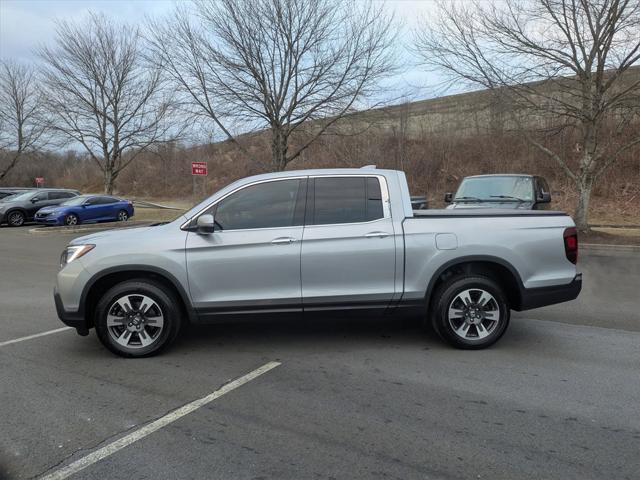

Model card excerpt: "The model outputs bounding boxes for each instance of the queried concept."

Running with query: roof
[232,167,400,184]
[464,174,535,179]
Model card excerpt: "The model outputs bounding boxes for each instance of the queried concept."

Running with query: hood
[37,206,62,214]
[448,201,534,210]
[71,225,155,245]
[70,215,187,245]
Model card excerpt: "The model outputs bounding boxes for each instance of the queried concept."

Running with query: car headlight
[60,244,95,268]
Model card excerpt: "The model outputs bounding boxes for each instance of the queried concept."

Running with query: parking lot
[1,226,639,480]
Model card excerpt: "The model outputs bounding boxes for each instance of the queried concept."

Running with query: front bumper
[35,214,63,225]
[518,273,582,311]
[54,287,89,335]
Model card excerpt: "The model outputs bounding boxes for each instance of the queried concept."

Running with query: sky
[0,0,448,103]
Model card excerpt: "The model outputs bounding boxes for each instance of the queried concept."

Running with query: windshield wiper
[490,195,527,202]
[453,196,483,201]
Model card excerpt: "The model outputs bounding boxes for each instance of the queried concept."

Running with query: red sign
[35,177,45,185]
[191,162,208,176]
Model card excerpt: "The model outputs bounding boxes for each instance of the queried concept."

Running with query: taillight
[563,227,578,264]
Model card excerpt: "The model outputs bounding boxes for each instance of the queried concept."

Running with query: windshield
[455,176,533,201]
[3,191,35,202]
[61,195,90,206]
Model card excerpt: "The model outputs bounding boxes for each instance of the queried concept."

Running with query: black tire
[117,210,129,221]
[7,210,25,227]
[430,275,510,350]
[95,280,182,357]
[65,213,79,226]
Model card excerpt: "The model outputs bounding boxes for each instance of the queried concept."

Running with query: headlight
[60,244,95,268]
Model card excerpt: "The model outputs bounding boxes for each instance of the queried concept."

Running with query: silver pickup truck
[54,167,581,357]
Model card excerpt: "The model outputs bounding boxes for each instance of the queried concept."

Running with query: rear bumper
[54,287,89,335]
[518,273,582,311]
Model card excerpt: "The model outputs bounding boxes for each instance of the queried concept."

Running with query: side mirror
[537,192,551,203]
[31,198,40,203]
[196,214,215,234]
[444,192,453,203]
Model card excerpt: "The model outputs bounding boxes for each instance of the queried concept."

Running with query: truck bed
[412,209,568,218]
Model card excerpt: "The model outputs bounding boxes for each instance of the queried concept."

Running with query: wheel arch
[5,207,28,221]
[81,265,197,328]
[425,256,524,311]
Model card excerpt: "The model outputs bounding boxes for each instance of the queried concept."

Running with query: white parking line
[39,361,282,480]
[0,327,72,347]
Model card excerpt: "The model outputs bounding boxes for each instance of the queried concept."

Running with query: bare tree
[0,61,48,181]
[414,0,640,230]
[148,0,396,171]
[38,13,175,193]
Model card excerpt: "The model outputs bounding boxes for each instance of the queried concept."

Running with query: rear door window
[50,191,74,200]
[312,177,384,225]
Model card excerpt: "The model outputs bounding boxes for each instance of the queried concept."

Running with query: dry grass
[133,207,187,223]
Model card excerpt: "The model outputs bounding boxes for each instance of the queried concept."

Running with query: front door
[186,177,307,318]
[301,175,397,311]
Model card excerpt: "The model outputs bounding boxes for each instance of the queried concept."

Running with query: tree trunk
[103,169,114,194]
[574,175,594,232]
[0,152,23,181]
[271,126,288,171]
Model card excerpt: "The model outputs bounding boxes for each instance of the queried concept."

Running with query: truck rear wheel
[430,275,510,349]
[95,279,182,357]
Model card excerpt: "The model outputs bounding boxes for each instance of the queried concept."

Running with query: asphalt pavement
[1,226,639,480]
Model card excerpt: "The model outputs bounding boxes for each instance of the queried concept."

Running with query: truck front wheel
[94,279,182,357]
[431,275,510,349]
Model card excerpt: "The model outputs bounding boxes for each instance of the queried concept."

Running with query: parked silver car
[54,168,581,357]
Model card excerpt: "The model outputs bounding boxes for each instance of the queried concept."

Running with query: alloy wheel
[8,212,24,226]
[118,211,128,221]
[447,288,500,341]
[106,294,165,349]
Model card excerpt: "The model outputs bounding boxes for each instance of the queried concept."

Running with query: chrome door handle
[364,231,390,238]
[271,237,297,244]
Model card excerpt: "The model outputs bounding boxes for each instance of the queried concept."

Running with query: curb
[590,224,640,229]
[133,200,185,210]
[28,221,153,235]
[581,243,640,252]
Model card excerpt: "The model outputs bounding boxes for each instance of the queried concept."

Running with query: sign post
[191,162,208,203]
[35,177,45,188]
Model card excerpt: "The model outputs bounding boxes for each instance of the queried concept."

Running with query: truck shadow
[174,314,546,354]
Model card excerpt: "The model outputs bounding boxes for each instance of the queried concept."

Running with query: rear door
[96,196,120,220]
[301,175,397,311]
[185,177,307,317]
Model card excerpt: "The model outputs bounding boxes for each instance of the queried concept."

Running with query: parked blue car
[35,194,134,226]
